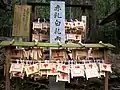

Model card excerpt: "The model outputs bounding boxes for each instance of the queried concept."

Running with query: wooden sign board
[12,5,31,36]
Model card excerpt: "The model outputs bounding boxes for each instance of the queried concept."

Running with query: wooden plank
[83,44,115,48]
[27,2,92,8]
[12,5,31,36]
[104,49,108,90]
[5,47,11,90]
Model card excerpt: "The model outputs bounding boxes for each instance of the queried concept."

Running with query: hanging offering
[10,72,25,79]
[39,63,51,76]
[75,21,84,31]
[52,50,65,60]
[71,64,85,78]
[75,34,81,41]
[39,34,49,41]
[47,63,58,76]
[56,72,70,83]
[32,34,40,42]
[24,64,39,77]
[66,34,75,40]
[99,63,112,72]
[11,50,23,59]
[40,63,51,70]
[42,22,50,30]
[69,21,75,29]
[29,49,37,60]
[85,63,99,80]
[85,68,99,80]
[87,48,93,59]
[23,50,30,59]
[76,50,87,60]
[57,63,70,74]
[33,22,42,30]
[85,63,98,70]
[9,63,24,73]
[65,21,71,30]
[37,49,43,60]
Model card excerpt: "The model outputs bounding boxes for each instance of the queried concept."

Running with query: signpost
[50,1,65,43]
[13,5,31,37]
[50,1,65,90]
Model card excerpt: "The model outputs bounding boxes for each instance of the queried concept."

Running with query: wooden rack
[0,40,115,90]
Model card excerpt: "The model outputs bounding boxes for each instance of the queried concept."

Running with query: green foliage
[95,0,120,50]
[0,10,12,28]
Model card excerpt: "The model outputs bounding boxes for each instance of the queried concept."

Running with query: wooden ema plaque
[32,22,50,31]
[75,48,104,60]
[32,34,49,42]
[51,49,67,61]
[75,49,88,60]
[11,48,43,60]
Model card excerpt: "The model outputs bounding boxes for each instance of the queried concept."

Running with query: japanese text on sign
[50,1,65,43]
[13,5,31,36]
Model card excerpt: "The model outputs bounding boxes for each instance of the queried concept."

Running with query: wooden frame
[0,41,114,90]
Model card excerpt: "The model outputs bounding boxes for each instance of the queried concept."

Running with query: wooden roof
[0,41,115,48]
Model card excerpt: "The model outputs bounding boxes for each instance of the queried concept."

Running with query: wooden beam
[0,41,115,48]
[5,47,11,90]
[27,2,92,9]
[104,49,108,90]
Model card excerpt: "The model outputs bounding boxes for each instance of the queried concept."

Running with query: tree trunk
[88,0,97,42]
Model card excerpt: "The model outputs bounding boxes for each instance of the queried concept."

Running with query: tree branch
[0,0,12,11]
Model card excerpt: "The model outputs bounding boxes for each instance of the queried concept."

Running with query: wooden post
[104,49,108,90]
[5,47,11,90]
